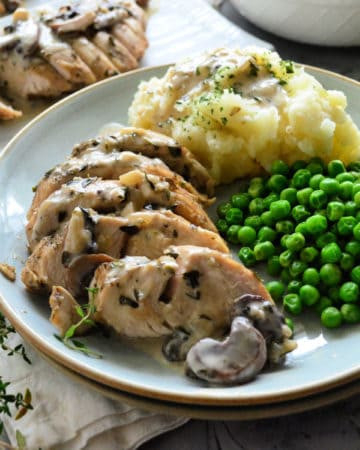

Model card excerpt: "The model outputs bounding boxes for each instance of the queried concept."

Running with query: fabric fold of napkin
[1,334,187,450]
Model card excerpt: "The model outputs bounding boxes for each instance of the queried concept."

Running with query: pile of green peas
[216,158,360,329]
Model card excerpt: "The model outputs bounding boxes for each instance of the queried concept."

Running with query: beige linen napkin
[0,333,187,450]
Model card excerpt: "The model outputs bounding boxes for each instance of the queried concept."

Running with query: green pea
[226,224,241,244]
[267,256,282,276]
[328,160,345,177]
[345,240,360,258]
[217,201,231,218]
[287,280,302,294]
[348,161,360,172]
[279,249,295,268]
[291,160,307,173]
[345,201,357,216]
[271,159,290,176]
[319,178,340,196]
[326,201,345,221]
[309,190,328,209]
[305,214,328,235]
[266,281,286,302]
[280,188,298,206]
[280,234,290,248]
[352,183,360,197]
[283,293,302,315]
[260,211,275,227]
[289,261,308,278]
[267,174,288,193]
[340,253,355,272]
[321,242,342,264]
[339,282,359,303]
[300,247,319,263]
[270,200,291,220]
[244,215,262,230]
[292,205,311,222]
[276,220,294,234]
[254,241,275,261]
[309,174,325,190]
[354,191,360,208]
[231,193,251,209]
[341,304,360,324]
[300,284,320,306]
[238,247,256,267]
[248,182,266,199]
[262,193,280,209]
[296,187,313,206]
[302,268,320,286]
[225,207,243,225]
[321,306,342,328]
[337,216,357,236]
[249,198,265,215]
[237,226,257,245]
[353,223,360,241]
[337,173,355,183]
[295,222,309,236]
[315,296,333,315]
[319,263,342,286]
[307,160,324,175]
[258,226,277,243]
[315,232,336,249]
[351,266,360,284]
[338,181,353,200]
[292,168,311,189]
[285,232,305,252]
[216,219,228,235]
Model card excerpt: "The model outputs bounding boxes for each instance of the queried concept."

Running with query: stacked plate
[0,0,360,421]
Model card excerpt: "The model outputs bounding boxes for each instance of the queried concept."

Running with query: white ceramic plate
[1,65,360,406]
[0,0,271,152]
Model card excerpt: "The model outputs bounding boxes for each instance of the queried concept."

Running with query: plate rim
[37,341,360,421]
[1,63,360,406]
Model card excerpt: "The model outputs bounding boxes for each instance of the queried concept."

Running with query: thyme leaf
[55,287,102,359]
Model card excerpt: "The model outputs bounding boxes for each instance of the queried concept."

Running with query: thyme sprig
[0,313,33,449]
[0,314,30,365]
[55,287,102,359]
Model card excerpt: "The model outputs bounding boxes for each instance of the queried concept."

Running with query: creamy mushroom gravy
[160,48,288,113]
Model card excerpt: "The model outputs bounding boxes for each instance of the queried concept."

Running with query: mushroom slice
[49,285,93,336]
[13,15,40,55]
[232,294,297,363]
[185,316,267,385]
[94,8,129,29]
[50,10,96,34]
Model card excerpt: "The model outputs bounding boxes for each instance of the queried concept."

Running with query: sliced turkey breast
[22,208,227,295]
[91,245,272,343]
[0,96,22,120]
[28,150,178,222]
[71,127,215,197]
[26,170,216,250]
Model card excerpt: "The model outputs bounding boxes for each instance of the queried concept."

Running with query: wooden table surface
[140,2,360,449]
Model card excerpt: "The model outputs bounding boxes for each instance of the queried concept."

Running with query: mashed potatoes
[129,47,360,184]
